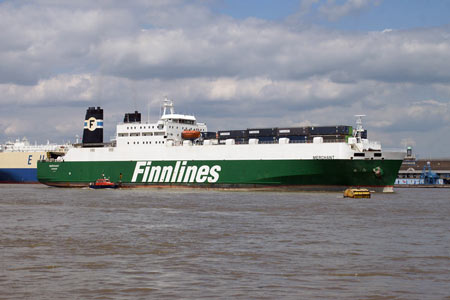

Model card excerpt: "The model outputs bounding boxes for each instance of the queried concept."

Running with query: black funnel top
[124,111,141,123]
[82,107,103,146]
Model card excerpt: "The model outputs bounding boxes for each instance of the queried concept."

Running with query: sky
[0,0,449,158]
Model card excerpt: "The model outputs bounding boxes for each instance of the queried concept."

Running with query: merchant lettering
[132,161,221,183]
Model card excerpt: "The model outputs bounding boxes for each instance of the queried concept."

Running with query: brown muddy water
[0,185,449,299]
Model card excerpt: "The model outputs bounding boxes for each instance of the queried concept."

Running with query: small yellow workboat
[343,188,371,198]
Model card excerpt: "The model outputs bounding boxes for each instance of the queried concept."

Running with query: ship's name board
[132,161,221,183]
[313,155,335,160]
[49,164,60,172]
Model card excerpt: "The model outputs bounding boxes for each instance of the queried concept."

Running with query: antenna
[162,96,175,116]
[354,114,366,142]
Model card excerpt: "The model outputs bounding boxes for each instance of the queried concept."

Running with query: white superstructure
[115,98,207,147]
[0,137,70,153]
[62,99,403,163]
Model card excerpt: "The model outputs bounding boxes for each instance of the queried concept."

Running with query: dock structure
[396,149,450,186]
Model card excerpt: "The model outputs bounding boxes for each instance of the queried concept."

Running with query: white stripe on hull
[63,142,404,162]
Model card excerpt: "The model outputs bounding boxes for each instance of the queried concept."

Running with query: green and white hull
[38,142,404,192]
[37,101,405,192]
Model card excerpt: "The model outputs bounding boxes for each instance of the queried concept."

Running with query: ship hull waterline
[38,159,402,193]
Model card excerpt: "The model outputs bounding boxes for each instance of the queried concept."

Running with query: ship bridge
[115,98,207,147]
[160,114,196,124]
[160,98,197,125]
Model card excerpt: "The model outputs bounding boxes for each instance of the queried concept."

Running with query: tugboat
[89,175,118,189]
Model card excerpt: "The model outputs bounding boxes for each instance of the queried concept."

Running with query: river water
[0,185,449,299]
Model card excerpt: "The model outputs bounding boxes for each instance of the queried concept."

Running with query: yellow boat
[344,188,371,198]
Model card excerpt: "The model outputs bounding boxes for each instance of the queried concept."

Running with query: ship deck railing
[181,138,349,146]
[164,138,349,146]
[214,139,348,145]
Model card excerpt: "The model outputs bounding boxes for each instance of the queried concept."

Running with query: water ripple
[0,185,449,299]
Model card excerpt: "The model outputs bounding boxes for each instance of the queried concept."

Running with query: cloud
[318,0,378,21]
[366,99,450,134]
[2,1,450,86]
[405,100,449,125]
[0,0,449,156]
[0,74,96,106]
[92,23,450,86]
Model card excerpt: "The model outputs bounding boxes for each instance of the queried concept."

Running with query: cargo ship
[0,138,69,183]
[37,99,405,192]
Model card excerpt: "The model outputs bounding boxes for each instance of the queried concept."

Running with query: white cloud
[318,0,377,21]
[2,1,450,85]
[406,99,449,121]
[0,0,449,156]
[0,74,96,105]
[400,137,416,148]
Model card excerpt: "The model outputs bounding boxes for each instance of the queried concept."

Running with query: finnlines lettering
[131,161,221,183]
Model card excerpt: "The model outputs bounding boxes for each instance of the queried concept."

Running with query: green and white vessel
[38,99,404,192]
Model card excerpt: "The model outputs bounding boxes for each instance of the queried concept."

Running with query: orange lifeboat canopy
[182,130,201,140]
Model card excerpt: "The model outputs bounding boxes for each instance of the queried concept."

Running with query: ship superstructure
[115,98,207,148]
[38,99,405,192]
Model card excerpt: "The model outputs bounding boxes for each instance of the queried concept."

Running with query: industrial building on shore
[396,147,450,186]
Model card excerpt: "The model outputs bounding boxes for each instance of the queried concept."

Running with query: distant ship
[0,138,70,183]
[37,98,405,192]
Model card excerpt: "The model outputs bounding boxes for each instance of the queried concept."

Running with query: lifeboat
[89,177,118,189]
[181,130,201,140]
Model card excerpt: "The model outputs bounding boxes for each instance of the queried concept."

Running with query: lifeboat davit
[182,130,201,140]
